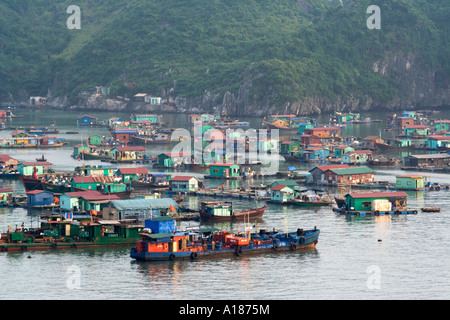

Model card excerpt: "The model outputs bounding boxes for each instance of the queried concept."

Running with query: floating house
[333,146,355,158]
[0,188,13,206]
[303,126,341,138]
[299,147,330,161]
[433,120,450,132]
[330,111,361,124]
[116,167,148,182]
[404,125,431,137]
[60,190,120,212]
[395,175,429,191]
[0,154,19,170]
[157,152,191,167]
[300,134,322,147]
[112,129,139,145]
[258,138,278,152]
[280,141,301,155]
[425,135,450,149]
[102,198,180,220]
[341,150,373,165]
[130,114,160,123]
[270,185,296,202]
[77,115,98,127]
[26,190,54,206]
[339,191,410,214]
[298,122,314,134]
[88,135,104,145]
[324,167,375,185]
[71,176,126,192]
[403,154,450,168]
[169,176,201,192]
[209,164,241,178]
[308,164,350,184]
[73,144,89,158]
[75,165,115,177]
[18,161,52,176]
[360,136,384,150]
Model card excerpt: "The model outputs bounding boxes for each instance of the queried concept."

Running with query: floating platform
[332,207,419,215]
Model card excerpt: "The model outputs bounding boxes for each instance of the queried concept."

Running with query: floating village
[0,107,448,261]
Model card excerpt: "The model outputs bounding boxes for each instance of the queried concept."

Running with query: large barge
[130,217,320,261]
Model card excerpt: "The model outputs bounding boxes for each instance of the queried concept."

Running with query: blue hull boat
[130,227,320,261]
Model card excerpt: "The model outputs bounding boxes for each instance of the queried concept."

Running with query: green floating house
[280,141,301,155]
[157,152,191,167]
[116,167,148,182]
[0,188,13,206]
[395,175,429,191]
[60,190,120,212]
[270,185,295,202]
[208,164,241,178]
[18,161,52,176]
[339,191,413,214]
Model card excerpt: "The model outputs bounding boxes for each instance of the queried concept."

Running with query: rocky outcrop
[13,53,448,117]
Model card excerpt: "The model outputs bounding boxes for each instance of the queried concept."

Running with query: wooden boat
[421,207,440,212]
[0,218,144,252]
[290,194,333,207]
[131,135,171,145]
[130,217,320,261]
[36,155,47,162]
[199,201,266,221]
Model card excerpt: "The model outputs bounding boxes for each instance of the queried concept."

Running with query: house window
[362,202,371,208]
[213,169,219,173]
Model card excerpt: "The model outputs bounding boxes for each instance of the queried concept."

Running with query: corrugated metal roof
[110,198,179,210]
[328,167,374,175]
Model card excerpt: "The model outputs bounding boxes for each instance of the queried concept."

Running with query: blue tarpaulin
[286,166,296,171]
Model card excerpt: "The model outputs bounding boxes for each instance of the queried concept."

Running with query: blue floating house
[77,115,98,127]
[26,190,54,206]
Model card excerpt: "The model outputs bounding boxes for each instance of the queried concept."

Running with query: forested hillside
[0,0,448,114]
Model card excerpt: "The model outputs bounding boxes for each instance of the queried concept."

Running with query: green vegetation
[0,0,448,108]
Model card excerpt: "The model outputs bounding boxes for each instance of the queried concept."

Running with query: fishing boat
[36,155,47,162]
[421,207,440,212]
[130,217,320,261]
[0,218,144,252]
[290,194,333,207]
[199,201,266,221]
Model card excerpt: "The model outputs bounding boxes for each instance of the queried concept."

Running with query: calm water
[1,108,450,300]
